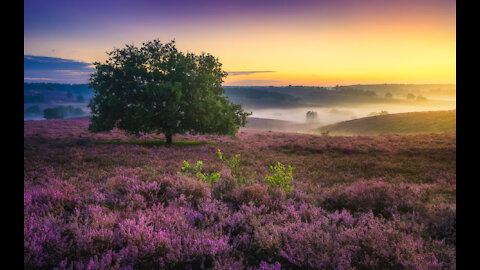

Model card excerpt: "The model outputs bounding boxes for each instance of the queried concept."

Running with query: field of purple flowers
[24,118,456,269]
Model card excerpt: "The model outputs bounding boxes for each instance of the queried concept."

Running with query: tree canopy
[88,40,250,144]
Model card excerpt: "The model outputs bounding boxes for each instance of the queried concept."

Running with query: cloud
[24,55,94,84]
[24,77,53,81]
[226,71,275,76]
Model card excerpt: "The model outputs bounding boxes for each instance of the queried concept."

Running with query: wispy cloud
[24,77,53,81]
[227,71,275,76]
[24,55,94,84]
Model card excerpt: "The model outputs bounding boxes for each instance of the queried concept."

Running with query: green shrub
[44,108,64,119]
[179,160,221,184]
[264,162,295,193]
[218,149,255,186]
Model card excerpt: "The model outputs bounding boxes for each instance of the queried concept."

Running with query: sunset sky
[24,0,456,86]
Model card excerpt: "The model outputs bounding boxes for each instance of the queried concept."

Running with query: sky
[24,0,456,86]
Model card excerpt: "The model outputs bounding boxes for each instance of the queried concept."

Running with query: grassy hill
[314,109,456,136]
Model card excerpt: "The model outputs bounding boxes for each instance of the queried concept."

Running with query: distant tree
[407,93,416,99]
[67,91,73,98]
[379,110,389,115]
[306,111,318,122]
[88,40,250,144]
[43,108,64,119]
[76,95,85,102]
[368,110,388,117]
[53,105,86,117]
[385,92,393,98]
[416,95,427,102]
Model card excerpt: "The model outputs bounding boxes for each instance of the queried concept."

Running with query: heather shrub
[212,175,239,202]
[231,184,271,207]
[417,204,456,246]
[24,119,456,269]
[322,180,420,217]
[173,175,212,204]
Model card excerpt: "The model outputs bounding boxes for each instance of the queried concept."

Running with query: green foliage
[43,108,64,119]
[98,138,216,147]
[264,162,295,193]
[179,160,221,184]
[88,39,251,144]
[218,149,255,185]
[321,130,330,136]
[43,106,86,119]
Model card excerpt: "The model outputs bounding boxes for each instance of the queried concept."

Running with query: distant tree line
[41,105,87,119]
[225,87,301,102]
[24,94,45,103]
[337,88,376,96]
[24,83,92,95]
[368,110,389,117]
[406,93,428,101]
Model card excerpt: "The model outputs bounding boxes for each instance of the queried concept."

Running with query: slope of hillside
[242,117,315,132]
[314,109,456,135]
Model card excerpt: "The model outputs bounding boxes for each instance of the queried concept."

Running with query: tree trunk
[166,133,173,145]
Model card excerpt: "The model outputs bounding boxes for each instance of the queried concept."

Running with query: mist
[247,101,456,126]
[24,83,456,132]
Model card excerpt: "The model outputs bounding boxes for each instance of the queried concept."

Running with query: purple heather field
[24,118,456,269]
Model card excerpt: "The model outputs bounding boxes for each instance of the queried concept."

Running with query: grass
[97,138,218,147]
[315,109,456,136]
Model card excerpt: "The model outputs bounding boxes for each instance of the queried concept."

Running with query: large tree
[88,40,250,144]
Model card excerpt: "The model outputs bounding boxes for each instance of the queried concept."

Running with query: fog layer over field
[230,85,456,127]
[24,83,456,127]
[249,102,455,126]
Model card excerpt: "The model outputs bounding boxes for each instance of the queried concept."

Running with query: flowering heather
[24,118,456,269]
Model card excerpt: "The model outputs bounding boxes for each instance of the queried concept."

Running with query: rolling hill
[242,117,315,132]
[314,109,456,136]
